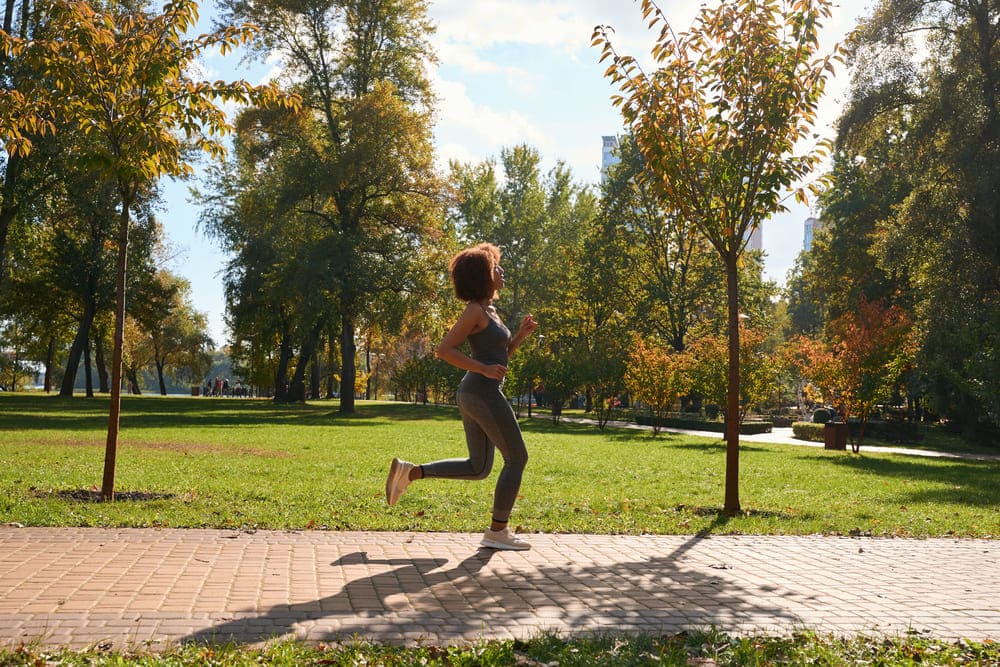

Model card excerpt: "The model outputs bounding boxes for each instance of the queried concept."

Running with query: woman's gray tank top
[467,310,511,367]
[460,307,511,390]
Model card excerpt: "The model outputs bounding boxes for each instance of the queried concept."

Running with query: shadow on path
[181,534,807,646]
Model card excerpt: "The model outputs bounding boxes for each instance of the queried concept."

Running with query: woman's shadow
[182,548,498,645]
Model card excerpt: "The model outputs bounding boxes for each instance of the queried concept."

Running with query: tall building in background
[746,225,763,252]
[601,135,620,181]
[803,216,821,250]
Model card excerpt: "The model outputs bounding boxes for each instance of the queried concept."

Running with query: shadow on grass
[0,394,459,432]
[519,417,654,443]
[181,533,807,647]
[824,453,1000,508]
[35,489,177,502]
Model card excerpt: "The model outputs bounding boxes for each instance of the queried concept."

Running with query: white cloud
[431,0,591,53]
[434,40,540,95]
[432,74,553,154]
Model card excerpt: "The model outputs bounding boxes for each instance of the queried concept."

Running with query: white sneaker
[385,458,414,506]
[480,527,531,551]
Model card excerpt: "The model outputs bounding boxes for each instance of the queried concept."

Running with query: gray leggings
[420,379,528,523]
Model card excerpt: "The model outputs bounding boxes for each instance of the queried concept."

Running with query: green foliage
[210,0,445,412]
[826,0,1000,435]
[448,145,599,415]
[596,136,724,349]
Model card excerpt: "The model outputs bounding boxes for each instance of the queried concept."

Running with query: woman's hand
[508,314,538,356]
[479,363,508,380]
[517,314,538,339]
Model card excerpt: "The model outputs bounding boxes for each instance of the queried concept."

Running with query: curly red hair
[449,243,501,302]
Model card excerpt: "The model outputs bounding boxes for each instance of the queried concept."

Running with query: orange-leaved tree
[625,338,690,435]
[0,0,297,500]
[687,326,779,427]
[789,298,913,450]
[594,0,842,514]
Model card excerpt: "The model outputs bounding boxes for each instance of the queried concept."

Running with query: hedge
[634,413,773,434]
[792,420,922,444]
[793,422,825,442]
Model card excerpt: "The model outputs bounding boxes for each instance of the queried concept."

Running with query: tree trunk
[273,326,292,402]
[3,0,16,34]
[44,336,55,393]
[59,305,96,397]
[124,366,141,395]
[101,193,133,502]
[83,336,93,398]
[156,359,167,395]
[340,313,356,413]
[325,325,338,399]
[723,252,741,516]
[364,340,372,400]
[289,320,324,403]
[310,347,320,400]
[94,327,109,393]
[0,206,14,294]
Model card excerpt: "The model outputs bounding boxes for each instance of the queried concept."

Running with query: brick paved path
[1,527,997,650]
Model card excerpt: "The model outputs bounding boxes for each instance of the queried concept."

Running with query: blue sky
[163,0,872,345]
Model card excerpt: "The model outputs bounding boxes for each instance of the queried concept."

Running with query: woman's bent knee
[508,449,528,469]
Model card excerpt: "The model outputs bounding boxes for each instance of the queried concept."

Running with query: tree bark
[325,325,338,399]
[339,312,356,413]
[156,359,167,395]
[94,328,109,393]
[59,304,96,397]
[723,252,741,516]
[289,319,324,402]
[124,366,141,395]
[310,347,320,400]
[0,150,21,294]
[83,336,93,398]
[44,336,54,393]
[101,193,132,502]
[273,325,292,402]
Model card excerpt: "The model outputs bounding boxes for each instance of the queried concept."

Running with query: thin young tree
[1,0,295,499]
[594,0,841,513]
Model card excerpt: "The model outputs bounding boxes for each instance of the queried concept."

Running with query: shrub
[812,408,832,424]
[793,422,825,441]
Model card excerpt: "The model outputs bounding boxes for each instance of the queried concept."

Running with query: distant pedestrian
[385,243,538,550]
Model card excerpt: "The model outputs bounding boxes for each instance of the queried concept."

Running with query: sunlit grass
[1,393,998,537]
[1,631,997,665]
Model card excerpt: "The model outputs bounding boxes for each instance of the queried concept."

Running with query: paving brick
[1,527,999,648]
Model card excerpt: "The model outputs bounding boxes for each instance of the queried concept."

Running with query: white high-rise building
[803,217,821,250]
[601,135,620,180]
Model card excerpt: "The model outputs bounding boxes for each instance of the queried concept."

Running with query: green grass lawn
[1,393,998,537]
